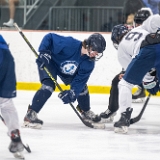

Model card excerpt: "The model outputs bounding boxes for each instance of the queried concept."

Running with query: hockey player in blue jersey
[0,35,25,158]
[112,14,160,133]
[23,32,106,129]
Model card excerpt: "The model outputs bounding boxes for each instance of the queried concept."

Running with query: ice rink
[1,90,160,160]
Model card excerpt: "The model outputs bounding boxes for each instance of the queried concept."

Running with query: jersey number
[125,32,142,41]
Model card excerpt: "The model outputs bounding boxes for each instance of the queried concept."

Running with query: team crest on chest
[60,61,78,75]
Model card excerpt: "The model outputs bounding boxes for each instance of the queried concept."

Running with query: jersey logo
[60,61,78,75]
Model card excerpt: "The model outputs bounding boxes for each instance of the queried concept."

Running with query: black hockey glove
[58,90,77,104]
[38,51,52,70]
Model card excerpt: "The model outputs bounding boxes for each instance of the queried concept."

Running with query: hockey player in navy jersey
[112,14,160,133]
[23,32,106,129]
[100,8,152,123]
[0,35,25,158]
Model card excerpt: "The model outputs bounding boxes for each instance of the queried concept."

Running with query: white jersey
[118,14,160,71]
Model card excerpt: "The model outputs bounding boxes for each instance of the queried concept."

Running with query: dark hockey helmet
[134,8,153,25]
[86,33,106,60]
[111,24,129,49]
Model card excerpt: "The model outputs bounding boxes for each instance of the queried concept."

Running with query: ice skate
[132,86,146,103]
[9,129,24,159]
[76,105,101,123]
[81,110,101,123]
[100,109,117,123]
[76,105,105,129]
[23,105,43,129]
[114,107,133,134]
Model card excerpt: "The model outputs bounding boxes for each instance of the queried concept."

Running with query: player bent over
[0,34,25,158]
[23,32,106,129]
[113,14,160,133]
[100,8,153,123]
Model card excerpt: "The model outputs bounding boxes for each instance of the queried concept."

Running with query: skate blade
[22,121,42,129]
[100,112,117,123]
[132,98,145,103]
[92,122,105,129]
[13,152,25,159]
[100,117,114,123]
[114,126,128,134]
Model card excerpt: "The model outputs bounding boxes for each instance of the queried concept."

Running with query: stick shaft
[130,93,151,124]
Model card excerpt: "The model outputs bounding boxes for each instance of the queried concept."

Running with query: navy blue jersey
[38,33,95,96]
[0,34,9,66]
[0,35,16,98]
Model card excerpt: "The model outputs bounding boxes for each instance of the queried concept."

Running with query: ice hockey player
[100,8,153,123]
[0,34,25,159]
[23,32,106,129]
[113,14,160,133]
[132,7,153,102]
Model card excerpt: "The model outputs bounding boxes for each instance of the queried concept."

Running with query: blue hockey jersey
[0,35,9,65]
[0,35,16,98]
[38,33,95,96]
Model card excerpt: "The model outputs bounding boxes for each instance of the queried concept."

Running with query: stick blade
[130,118,137,125]
[130,94,151,125]
[83,120,105,129]
[23,144,31,153]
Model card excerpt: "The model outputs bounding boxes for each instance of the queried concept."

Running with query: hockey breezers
[14,23,105,129]
[0,114,31,153]
[130,93,151,124]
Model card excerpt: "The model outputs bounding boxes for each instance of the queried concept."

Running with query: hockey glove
[143,80,160,95]
[143,79,157,90]
[37,51,52,70]
[58,90,77,104]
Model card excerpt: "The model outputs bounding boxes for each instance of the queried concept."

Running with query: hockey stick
[14,23,105,129]
[0,114,31,153]
[130,93,151,124]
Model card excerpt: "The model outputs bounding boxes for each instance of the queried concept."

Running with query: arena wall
[2,30,141,94]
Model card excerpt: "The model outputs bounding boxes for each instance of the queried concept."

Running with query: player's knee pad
[77,85,90,111]
[112,74,121,86]
[41,78,56,93]
[119,78,134,90]
[31,79,55,112]
[38,78,55,101]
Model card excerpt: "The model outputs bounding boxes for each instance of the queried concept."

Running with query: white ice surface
[1,91,160,160]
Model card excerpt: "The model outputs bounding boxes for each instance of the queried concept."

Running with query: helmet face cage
[89,52,103,61]
[95,52,103,61]
[113,42,119,50]
[86,33,106,61]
